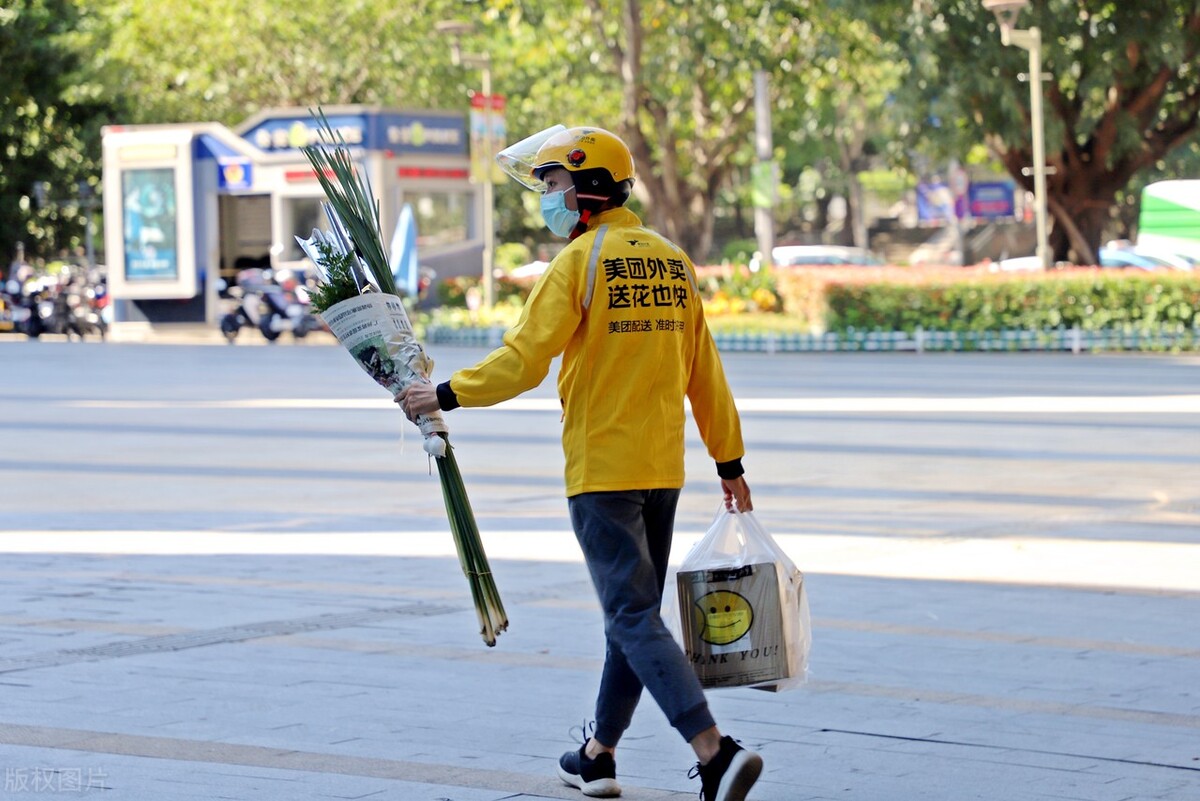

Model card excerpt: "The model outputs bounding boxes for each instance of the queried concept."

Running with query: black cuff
[716,457,744,480]
[436,381,460,411]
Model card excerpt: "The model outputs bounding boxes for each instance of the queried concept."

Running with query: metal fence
[425,324,1199,353]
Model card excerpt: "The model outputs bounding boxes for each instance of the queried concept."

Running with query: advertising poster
[122,167,178,281]
[916,181,955,223]
[469,93,507,184]
[750,161,777,209]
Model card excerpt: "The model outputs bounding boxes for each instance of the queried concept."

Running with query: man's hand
[396,381,439,422]
[721,476,753,512]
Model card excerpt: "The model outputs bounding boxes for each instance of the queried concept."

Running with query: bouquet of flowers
[296,110,507,646]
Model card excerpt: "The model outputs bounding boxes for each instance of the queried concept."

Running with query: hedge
[823,270,1200,334]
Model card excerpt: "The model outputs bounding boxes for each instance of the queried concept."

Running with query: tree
[78,0,465,127]
[771,14,908,249]
[869,0,1200,264]
[484,1,818,260]
[68,0,911,267]
[0,0,113,266]
[590,1,824,260]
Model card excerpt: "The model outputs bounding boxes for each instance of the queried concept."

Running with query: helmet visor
[495,124,568,191]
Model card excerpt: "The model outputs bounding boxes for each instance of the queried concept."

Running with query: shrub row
[822,270,1200,333]
[432,266,1200,340]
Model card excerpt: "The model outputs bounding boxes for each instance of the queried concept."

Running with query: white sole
[556,764,622,798]
[713,749,763,801]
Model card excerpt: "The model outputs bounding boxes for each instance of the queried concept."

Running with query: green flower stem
[434,435,508,647]
[300,107,506,645]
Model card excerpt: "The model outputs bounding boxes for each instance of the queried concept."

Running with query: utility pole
[437,20,496,309]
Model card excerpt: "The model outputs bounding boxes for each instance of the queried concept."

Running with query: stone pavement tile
[0,731,692,801]
[4,550,1200,800]
[0,742,551,801]
[733,729,1196,801]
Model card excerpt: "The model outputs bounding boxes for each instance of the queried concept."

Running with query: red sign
[284,167,336,182]
[470,93,506,113]
[397,167,470,179]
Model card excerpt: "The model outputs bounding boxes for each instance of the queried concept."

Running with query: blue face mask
[540,187,581,238]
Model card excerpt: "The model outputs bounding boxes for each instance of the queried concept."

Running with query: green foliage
[10,0,1198,275]
[701,266,783,314]
[488,1,855,259]
[437,274,532,308]
[0,0,115,263]
[301,110,396,296]
[857,169,917,204]
[825,272,1200,334]
[306,241,362,313]
[493,241,532,273]
[76,0,463,127]
[720,238,759,266]
[861,0,1200,260]
[417,301,524,335]
[704,313,813,336]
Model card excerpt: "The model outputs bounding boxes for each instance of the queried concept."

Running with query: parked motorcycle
[54,268,107,341]
[13,275,60,339]
[218,279,257,343]
[0,282,17,334]
[219,267,321,343]
[257,268,322,342]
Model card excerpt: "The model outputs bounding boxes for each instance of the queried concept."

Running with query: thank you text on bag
[677,562,791,688]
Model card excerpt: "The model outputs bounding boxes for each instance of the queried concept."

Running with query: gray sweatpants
[568,489,715,746]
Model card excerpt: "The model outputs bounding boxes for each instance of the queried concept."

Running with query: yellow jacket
[444,207,744,496]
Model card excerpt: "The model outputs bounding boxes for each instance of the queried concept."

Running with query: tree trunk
[587,0,750,265]
[1001,144,1124,265]
[986,12,1200,266]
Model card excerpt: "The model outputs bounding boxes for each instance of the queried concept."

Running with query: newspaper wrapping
[320,292,450,457]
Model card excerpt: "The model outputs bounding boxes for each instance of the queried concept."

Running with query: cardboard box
[677,562,789,689]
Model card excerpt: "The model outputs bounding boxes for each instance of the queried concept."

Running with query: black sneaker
[692,736,762,801]
[557,742,621,797]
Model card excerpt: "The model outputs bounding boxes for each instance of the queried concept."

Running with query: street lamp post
[437,20,495,309]
[983,0,1051,269]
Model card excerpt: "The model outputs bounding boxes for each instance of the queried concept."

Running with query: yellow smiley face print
[693,590,754,645]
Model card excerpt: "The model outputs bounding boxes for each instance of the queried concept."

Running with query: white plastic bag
[665,507,810,691]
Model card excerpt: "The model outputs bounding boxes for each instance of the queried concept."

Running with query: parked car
[1097,248,1174,271]
[771,245,884,267]
[1130,247,1194,271]
[993,255,1044,272]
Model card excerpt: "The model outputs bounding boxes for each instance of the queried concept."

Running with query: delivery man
[398,125,760,801]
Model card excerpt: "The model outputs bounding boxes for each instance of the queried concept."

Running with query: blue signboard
[239,111,467,156]
[374,112,467,155]
[968,181,1016,219]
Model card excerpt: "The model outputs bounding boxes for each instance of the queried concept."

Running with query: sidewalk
[1,344,1198,799]
[0,323,337,347]
[1,528,1197,801]
[105,322,339,346]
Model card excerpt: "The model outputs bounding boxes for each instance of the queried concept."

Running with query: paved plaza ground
[1,341,1197,799]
